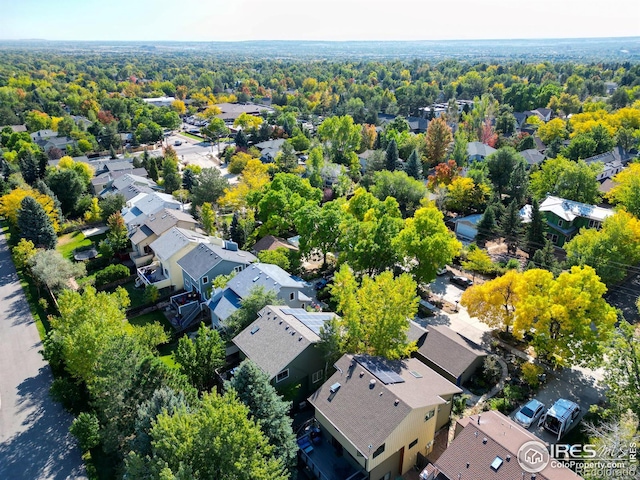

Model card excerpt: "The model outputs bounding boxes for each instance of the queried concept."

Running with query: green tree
[330,265,419,360]
[202,117,229,155]
[499,200,524,255]
[45,167,86,215]
[486,147,527,196]
[83,197,102,222]
[385,138,399,171]
[370,170,426,217]
[529,239,562,276]
[191,168,229,211]
[425,117,453,166]
[29,249,86,292]
[182,168,198,192]
[462,246,493,277]
[13,238,37,270]
[529,156,601,204]
[306,146,324,188]
[147,157,159,181]
[162,157,181,194]
[395,205,462,284]
[275,141,299,174]
[18,150,39,185]
[99,193,126,219]
[175,323,225,393]
[607,162,640,217]
[317,115,361,165]
[225,286,281,339]
[17,196,57,249]
[228,360,297,475]
[257,248,291,271]
[69,412,100,452]
[525,198,546,255]
[295,200,345,265]
[124,391,287,480]
[404,149,422,179]
[199,202,216,235]
[451,130,468,167]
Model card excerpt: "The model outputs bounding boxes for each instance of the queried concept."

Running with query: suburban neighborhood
[0,18,639,480]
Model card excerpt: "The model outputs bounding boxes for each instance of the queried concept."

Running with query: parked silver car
[514,399,545,429]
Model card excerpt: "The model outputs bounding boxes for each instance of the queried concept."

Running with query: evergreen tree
[385,138,398,171]
[147,157,159,181]
[526,198,546,255]
[17,196,57,249]
[19,151,39,185]
[229,211,244,247]
[404,149,423,180]
[529,239,562,275]
[175,324,225,393]
[182,168,197,191]
[228,360,298,476]
[162,158,181,194]
[35,179,63,223]
[110,145,117,159]
[475,206,498,245]
[500,200,524,254]
[235,130,249,149]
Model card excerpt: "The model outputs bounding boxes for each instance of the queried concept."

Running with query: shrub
[95,264,130,287]
[488,397,513,414]
[503,384,525,402]
[521,362,544,388]
[483,356,502,384]
[49,377,85,412]
[144,284,160,304]
[69,412,101,452]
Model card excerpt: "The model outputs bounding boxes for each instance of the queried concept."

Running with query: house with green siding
[521,195,614,247]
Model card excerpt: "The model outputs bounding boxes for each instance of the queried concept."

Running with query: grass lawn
[128,310,179,369]
[57,231,107,260]
[182,132,204,141]
[118,279,148,309]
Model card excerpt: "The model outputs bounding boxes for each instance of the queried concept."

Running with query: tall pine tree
[475,206,498,245]
[228,360,298,476]
[385,138,399,171]
[500,200,524,254]
[526,198,546,255]
[404,149,423,180]
[19,151,39,185]
[17,196,57,249]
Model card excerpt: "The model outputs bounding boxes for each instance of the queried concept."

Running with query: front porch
[137,261,171,290]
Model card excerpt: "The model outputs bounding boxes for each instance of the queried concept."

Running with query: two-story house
[467,141,497,163]
[206,263,314,328]
[233,305,336,401]
[521,195,614,247]
[122,192,183,232]
[177,241,256,299]
[136,227,210,291]
[307,354,462,480]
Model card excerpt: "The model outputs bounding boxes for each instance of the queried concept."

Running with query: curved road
[0,233,86,479]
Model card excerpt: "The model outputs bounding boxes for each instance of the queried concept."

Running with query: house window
[185,279,191,290]
[425,410,435,421]
[409,438,418,449]
[234,265,244,273]
[276,369,289,383]
[547,233,559,244]
[557,219,564,227]
[312,370,323,383]
[588,219,601,229]
[290,292,295,301]
[202,276,209,284]
[372,443,385,459]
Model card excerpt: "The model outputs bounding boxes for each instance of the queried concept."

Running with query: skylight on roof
[490,456,503,471]
[409,370,423,378]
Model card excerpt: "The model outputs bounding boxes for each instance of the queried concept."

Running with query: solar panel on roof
[280,308,333,335]
[354,355,405,385]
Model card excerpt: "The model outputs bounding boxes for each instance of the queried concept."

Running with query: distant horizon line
[1,36,639,43]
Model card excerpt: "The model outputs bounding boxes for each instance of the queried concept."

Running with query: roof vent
[379,392,383,396]
[369,379,376,389]
[253,276,260,282]
[299,336,302,341]
[250,326,260,335]
[285,326,289,330]
[359,371,365,378]
[483,437,488,444]
[329,382,341,393]
[506,455,511,462]
[394,399,399,406]
[291,331,295,335]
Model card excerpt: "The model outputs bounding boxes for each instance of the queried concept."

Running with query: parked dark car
[450,275,473,288]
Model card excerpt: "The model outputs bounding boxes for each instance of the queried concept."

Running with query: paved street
[421,272,605,444]
[0,233,86,479]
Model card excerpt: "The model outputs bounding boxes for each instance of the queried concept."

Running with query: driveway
[0,233,86,479]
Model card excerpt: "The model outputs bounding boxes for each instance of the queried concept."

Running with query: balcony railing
[137,262,171,289]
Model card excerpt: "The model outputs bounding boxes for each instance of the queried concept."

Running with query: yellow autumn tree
[0,187,60,232]
[460,268,520,332]
[219,159,270,211]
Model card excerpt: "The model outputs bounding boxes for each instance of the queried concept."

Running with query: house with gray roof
[413,325,486,387]
[307,354,461,480]
[37,135,76,155]
[30,129,58,141]
[214,102,273,123]
[206,263,314,328]
[0,124,27,133]
[136,227,210,291]
[233,305,336,400]
[519,148,546,168]
[178,241,256,299]
[95,171,154,197]
[122,192,183,231]
[129,208,199,266]
[467,141,497,162]
[255,138,285,163]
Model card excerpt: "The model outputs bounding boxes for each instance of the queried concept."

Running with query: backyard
[128,310,179,368]
[57,230,107,260]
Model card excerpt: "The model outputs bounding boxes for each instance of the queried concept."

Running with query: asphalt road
[0,233,86,479]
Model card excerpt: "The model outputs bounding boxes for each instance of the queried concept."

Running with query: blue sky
[0,0,638,41]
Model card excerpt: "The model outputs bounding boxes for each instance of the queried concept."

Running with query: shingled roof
[309,354,461,458]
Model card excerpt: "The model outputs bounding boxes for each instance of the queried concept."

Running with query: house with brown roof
[232,305,336,401]
[251,234,299,254]
[307,354,462,480]
[413,324,487,387]
[428,410,582,480]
